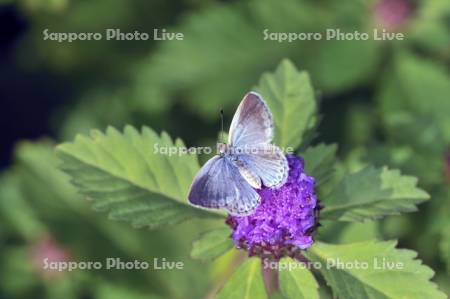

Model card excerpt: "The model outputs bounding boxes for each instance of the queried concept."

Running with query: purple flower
[226,154,319,259]
[373,0,412,30]
[29,235,71,280]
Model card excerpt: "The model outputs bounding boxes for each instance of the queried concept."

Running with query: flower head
[373,0,412,30]
[226,154,319,259]
[29,235,71,279]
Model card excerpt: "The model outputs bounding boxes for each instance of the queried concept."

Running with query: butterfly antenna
[220,109,224,143]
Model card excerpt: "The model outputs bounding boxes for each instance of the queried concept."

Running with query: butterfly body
[217,143,228,156]
[188,92,288,216]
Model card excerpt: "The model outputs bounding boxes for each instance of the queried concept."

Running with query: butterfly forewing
[188,156,261,215]
[228,92,273,147]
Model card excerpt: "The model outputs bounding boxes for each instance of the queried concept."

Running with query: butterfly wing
[228,92,273,147]
[233,144,288,188]
[228,92,288,188]
[188,155,260,215]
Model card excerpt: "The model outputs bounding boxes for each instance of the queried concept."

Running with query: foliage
[254,59,317,149]
[321,166,429,222]
[304,241,445,299]
[2,0,450,297]
[57,126,222,229]
[279,258,320,299]
[56,60,445,298]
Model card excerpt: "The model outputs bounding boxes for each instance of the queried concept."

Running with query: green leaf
[95,281,162,299]
[311,39,380,93]
[304,241,446,299]
[377,51,450,144]
[395,52,450,141]
[255,59,317,149]
[0,246,38,295]
[321,166,429,222]
[216,258,267,299]
[410,0,450,54]
[279,258,319,299]
[136,0,379,121]
[57,125,222,229]
[6,141,179,259]
[440,227,450,274]
[0,174,47,241]
[338,221,380,244]
[299,143,337,185]
[191,228,233,260]
[437,191,450,273]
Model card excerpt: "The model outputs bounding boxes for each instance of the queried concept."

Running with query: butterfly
[188,92,288,216]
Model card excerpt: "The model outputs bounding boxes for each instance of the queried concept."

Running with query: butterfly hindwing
[233,144,288,188]
[188,155,261,215]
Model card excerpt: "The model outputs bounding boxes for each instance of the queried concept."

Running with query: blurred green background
[0,0,449,298]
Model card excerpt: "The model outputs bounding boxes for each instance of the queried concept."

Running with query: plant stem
[261,258,279,296]
[204,250,247,299]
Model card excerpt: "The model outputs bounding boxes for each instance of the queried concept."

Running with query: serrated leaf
[299,143,337,185]
[191,228,233,260]
[304,241,446,299]
[321,166,429,222]
[57,125,222,230]
[255,59,317,150]
[216,258,267,299]
[279,258,319,299]
[8,141,181,257]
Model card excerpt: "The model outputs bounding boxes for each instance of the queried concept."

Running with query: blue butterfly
[188,92,288,216]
